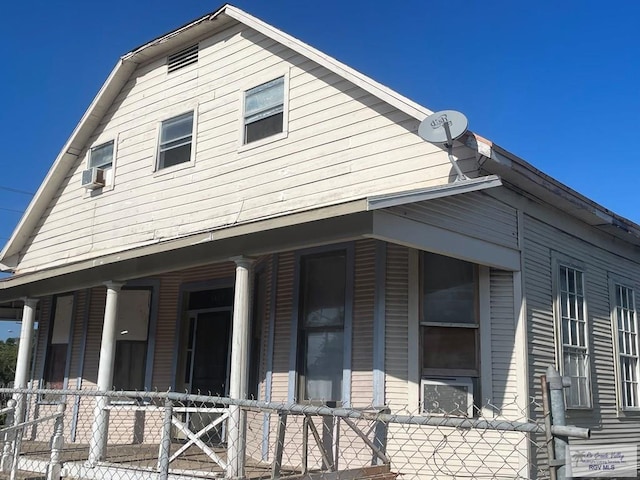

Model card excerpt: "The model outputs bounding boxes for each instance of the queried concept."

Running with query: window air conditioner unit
[421,377,474,417]
[81,167,105,189]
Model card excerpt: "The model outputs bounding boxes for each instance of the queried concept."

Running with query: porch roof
[0,177,516,301]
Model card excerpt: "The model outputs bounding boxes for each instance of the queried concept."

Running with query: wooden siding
[523,212,640,445]
[352,239,375,407]
[270,252,294,403]
[382,247,525,479]
[385,191,518,250]
[16,23,478,273]
[489,269,519,414]
[384,244,409,410]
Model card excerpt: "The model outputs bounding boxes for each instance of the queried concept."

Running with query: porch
[0,389,394,480]
[0,385,588,480]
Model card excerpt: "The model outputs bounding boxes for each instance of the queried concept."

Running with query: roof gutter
[464,132,640,242]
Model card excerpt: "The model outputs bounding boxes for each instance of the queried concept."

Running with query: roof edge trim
[0,58,133,267]
[466,133,640,242]
[367,175,502,211]
[223,5,431,121]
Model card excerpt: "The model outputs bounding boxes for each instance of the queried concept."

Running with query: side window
[113,289,151,391]
[43,295,73,391]
[157,111,194,170]
[420,252,479,416]
[611,281,639,410]
[88,140,115,186]
[243,77,285,144]
[298,251,347,404]
[555,262,591,408]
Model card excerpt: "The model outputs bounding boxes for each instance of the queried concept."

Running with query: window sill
[566,405,593,411]
[153,160,196,178]
[84,183,115,198]
[617,408,640,417]
[237,131,288,153]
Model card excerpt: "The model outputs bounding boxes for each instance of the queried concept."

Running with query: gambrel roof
[1,4,639,279]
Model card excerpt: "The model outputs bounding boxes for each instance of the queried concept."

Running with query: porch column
[227,257,253,479]
[88,281,123,466]
[13,298,38,422]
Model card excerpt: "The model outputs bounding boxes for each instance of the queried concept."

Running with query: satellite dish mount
[418,110,469,182]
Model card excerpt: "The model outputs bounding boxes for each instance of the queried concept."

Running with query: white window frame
[552,253,592,409]
[288,243,354,406]
[238,68,290,152]
[609,274,640,411]
[416,251,492,417]
[85,136,118,193]
[153,106,198,175]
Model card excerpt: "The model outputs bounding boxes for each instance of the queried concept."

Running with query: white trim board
[370,211,520,271]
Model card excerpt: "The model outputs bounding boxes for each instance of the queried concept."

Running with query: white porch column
[88,281,123,466]
[227,257,253,479]
[13,298,38,422]
[2,298,38,473]
[14,299,38,391]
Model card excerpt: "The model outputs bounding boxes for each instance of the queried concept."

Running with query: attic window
[168,44,198,73]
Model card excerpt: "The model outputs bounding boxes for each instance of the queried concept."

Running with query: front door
[189,310,232,396]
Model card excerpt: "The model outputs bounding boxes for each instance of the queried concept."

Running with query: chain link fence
[0,385,588,480]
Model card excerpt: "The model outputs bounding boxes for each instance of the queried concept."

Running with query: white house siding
[384,244,409,410]
[523,213,640,447]
[263,240,377,470]
[16,21,478,274]
[269,252,294,404]
[383,245,525,479]
[351,239,375,407]
[489,268,520,415]
[386,190,519,250]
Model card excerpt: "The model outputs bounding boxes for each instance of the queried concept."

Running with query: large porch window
[297,251,347,404]
[113,288,152,391]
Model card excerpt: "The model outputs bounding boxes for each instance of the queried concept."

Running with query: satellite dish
[418,110,468,145]
[418,109,469,182]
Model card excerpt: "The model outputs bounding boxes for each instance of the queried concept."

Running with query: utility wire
[0,207,23,214]
[0,186,33,196]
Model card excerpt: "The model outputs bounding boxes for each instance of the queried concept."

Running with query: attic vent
[167,44,198,73]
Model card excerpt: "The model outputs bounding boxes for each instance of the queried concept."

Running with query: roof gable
[0,4,432,270]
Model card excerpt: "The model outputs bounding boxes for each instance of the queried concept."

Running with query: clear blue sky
[1,0,639,252]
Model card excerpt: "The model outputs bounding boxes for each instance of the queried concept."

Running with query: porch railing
[0,382,591,480]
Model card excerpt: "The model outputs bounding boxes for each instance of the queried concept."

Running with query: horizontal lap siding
[385,426,526,480]
[523,213,640,445]
[490,269,519,414]
[385,244,409,410]
[352,239,375,407]
[269,252,294,403]
[386,190,518,249]
[383,247,523,478]
[17,23,478,273]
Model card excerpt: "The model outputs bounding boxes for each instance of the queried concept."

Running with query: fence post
[1,399,16,472]
[157,398,173,480]
[372,407,389,466]
[271,412,287,480]
[47,403,66,480]
[547,365,570,480]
